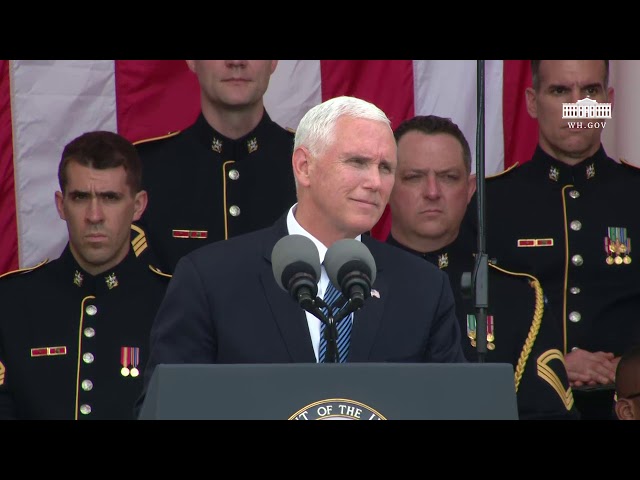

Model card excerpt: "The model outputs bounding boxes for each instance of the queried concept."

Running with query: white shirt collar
[285,204,361,264]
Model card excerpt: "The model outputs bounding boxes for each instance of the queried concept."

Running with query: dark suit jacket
[138,214,467,409]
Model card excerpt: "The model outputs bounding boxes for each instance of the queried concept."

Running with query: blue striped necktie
[318,281,353,363]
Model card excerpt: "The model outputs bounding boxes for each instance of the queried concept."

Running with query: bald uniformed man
[464,60,640,419]
[0,131,169,419]
[134,60,296,274]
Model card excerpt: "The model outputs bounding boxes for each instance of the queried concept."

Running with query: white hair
[294,96,391,156]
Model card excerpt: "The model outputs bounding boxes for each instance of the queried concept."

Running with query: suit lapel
[260,217,316,362]
[347,236,386,362]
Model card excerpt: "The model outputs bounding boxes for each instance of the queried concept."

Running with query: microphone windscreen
[271,234,321,291]
[324,239,377,288]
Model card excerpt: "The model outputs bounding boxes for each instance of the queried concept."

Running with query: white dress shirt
[285,204,360,362]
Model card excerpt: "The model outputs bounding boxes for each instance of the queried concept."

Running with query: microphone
[324,239,377,311]
[271,234,321,311]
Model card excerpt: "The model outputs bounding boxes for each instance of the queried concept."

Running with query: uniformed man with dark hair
[133,60,297,274]
[0,130,170,420]
[388,115,578,419]
[465,60,640,419]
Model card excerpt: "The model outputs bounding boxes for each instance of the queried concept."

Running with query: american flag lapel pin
[371,289,380,299]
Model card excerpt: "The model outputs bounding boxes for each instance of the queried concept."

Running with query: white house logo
[562,97,612,119]
[289,398,386,420]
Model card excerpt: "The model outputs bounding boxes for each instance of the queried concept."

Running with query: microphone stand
[474,59,489,363]
[305,297,340,363]
[305,295,363,363]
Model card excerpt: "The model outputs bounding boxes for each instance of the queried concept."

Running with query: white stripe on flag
[12,60,118,268]
[413,60,504,175]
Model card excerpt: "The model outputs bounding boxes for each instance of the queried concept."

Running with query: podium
[138,362,518,420]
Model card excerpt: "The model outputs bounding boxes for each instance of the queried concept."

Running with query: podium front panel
[138,362,518,420]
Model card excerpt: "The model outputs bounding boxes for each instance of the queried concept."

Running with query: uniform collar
[386,234,450,269]
[60,245,140,294]
[192,109,272,157]
[531,144,611,186]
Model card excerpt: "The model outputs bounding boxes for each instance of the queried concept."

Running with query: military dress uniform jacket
[134,111,297,274]
[475,145,640,358]
[387,234,578,420]
[0,246,169,420]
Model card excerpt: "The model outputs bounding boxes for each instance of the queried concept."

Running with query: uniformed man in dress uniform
[465,60,640,419]
[133,60,297,274]
[0,131,169,420]
[388,115,578,419]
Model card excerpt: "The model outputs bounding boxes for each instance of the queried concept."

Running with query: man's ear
[132,190,148,222]
[467,173,477,204]
[292,147,312,188]
[525,87,538,119]
[615,399,635,420]
[608,86,615,110]
[55,191,65,221]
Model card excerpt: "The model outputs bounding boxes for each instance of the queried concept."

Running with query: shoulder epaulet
[148,264,172,279]
[285,127,296,135]
[0,259,49,280]
[133,130,181,146]
[486,162,520,180]
[619,157,640,171]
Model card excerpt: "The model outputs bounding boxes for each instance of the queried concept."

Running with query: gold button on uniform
[83,352,94,364]
[570,287,581,294]
[81,379,93,391]
[228,169,239,180]
[80,404,92,415]
[229,205,241,217]
[571,255,584,266]
[569,190,580,199]
[570,220,582,231]
[569,311,582,323]
[84,327,95,338]
[85,305,97,316]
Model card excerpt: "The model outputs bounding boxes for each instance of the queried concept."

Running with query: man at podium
[136,96,467,415]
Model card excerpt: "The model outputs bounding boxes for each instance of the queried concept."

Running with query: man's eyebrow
[67,189,123,197]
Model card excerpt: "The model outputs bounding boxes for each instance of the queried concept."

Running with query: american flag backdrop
[0,60,540,275]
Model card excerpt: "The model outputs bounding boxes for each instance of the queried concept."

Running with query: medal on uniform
[467,314,495,350]
[466,314,477,343]
[486,315,495,342]
[121,346,140,377]
[605,227,632,265]
[130,347,140,377]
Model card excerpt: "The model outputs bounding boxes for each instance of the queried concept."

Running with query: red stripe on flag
[320,60,415,241]
[503,60,538,169]
[320,60,414,130]
[115,61,200,143]
[0,60,18,274]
